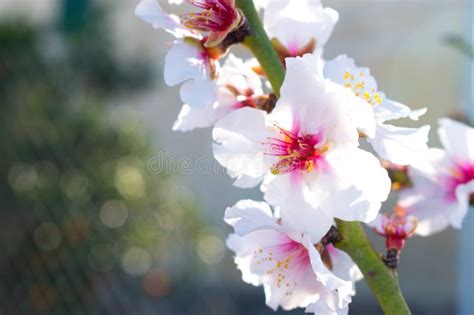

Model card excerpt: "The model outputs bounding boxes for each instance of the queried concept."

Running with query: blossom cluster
[135,0,474,313]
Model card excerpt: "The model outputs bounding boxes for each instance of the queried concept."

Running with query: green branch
[235,0,411,314]
[236,0,285,97]
[336,220,411,314]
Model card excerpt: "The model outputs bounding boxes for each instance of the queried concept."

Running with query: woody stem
[235,0,285,97]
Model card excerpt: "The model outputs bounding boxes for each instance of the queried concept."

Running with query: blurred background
[0,0,472,314]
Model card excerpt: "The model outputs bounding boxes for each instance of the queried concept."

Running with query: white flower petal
[438,118,474,161]
[328,245,363,284]
[409,148,448,178]
[324,54,378,94]
[375,99,426,123]
[135,0,194,38]
[264,0,338,51]
[271,54,328,132]
[306,237,351,293]
[254,0,270,10]
[399,148,460,236]
[219,54,263,94]
[213,107,273,178]
[317,148,391,222]
[349,97,377,138]
[368,123,430,165]
[232,173,266,188]
[224,200,279,236]
[323,55,379,138]
[164,39,208,86]
[305,291,349,315]
[408,108,427,121]
[226,230,284,286]
[173,54,263,131]
[179,78,217,108]
[401,185,463,236]
[264,174,334,242]
[227,230,323,311]
[367,213,385,233]
[452,180,474,228]
[275,54,359,147]
[172,103,216,132]
[263,265,322,311]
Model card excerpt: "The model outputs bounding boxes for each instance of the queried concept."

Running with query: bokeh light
[34,222,62,251]
[100,199,128,228]
[197,233,226,265]
[143,268,171,298]
[122,247,152,276]
[115,162,146,200]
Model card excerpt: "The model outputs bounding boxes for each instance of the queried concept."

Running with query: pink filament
[183,0,237,32]
[266,125,326,174]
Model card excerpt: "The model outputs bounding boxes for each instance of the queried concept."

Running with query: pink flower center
[266,125,328,175]
[254,236,310,289]
[182,0,239,32]
[444,162,474,202]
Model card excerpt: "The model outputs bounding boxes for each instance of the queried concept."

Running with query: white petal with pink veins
[275,55,359,147]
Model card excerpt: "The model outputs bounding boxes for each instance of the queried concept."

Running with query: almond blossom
[398,118,474,236]
[324,54,430,165]
[225,200,362,313]
[264,0,338,59]
[172,54,268,131]
[135,0,238,109]
[213,54,391,235]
